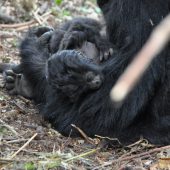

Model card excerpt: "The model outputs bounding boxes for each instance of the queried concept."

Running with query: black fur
[18,17,108,103]
[4,2,170,145]
[2,18,109,100]
[95,0,170,144]
[48,17,113,62]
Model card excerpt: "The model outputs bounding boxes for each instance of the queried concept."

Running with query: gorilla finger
[99,51,104,61]
[16,74,22,79]
[5,70,16,77]
[62,34,77,49]
[109,48,114,56]
[59,40,69,50]
[35,26,54,37]
[6,83,15,90]
[6,76,15,83]
[42,26,54,32]
[104,51,109,60]
[12,65,22,74]
[9,89,17,95]
[39,31,53,45]
[103,48,114,60]
[63,38,72,49]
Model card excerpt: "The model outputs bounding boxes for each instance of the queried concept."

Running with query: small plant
[24,162,36,170]
[54,0,63,6]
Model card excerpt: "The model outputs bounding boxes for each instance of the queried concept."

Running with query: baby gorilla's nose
[91,75,102,88]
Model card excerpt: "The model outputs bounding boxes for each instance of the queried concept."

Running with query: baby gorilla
[2,18,112,100]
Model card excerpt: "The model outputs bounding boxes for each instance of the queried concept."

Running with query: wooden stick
[71,124,95,144]
[33,12,43,25]
[10,133,37,158]
[15,23,39,32]
[110,14,170,103]
[0,20,35,28]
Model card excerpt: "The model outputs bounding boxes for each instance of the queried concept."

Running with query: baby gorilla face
[46,50,103,101]
[85,71,103,89]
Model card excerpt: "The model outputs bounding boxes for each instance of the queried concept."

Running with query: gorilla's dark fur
[3,0,170,145]
[3,17,112,99]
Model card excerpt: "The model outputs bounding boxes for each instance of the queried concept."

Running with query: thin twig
[32,12,43,25]
[0,20,35,28]
[93,145,170,170]
[64,149,99,163]
[15,23,39,32]
[10,133,37,158]
[0,12,51,32]
[3,142,38,154]
[0,158,39,163]
[71,124,95,144]
[6,138,29,144]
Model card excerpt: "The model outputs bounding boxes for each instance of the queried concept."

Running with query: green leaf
[24,162,36,170]
[54,0,62,5]
[62,10,71,16]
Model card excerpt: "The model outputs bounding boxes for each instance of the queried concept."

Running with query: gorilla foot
[5,70,33,98]
[5,69,19,95]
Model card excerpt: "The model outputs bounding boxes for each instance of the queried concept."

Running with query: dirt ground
[0,0,170,170]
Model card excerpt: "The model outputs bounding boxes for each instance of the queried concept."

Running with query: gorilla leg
[0,26,54,100]
[19,30,52,103]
